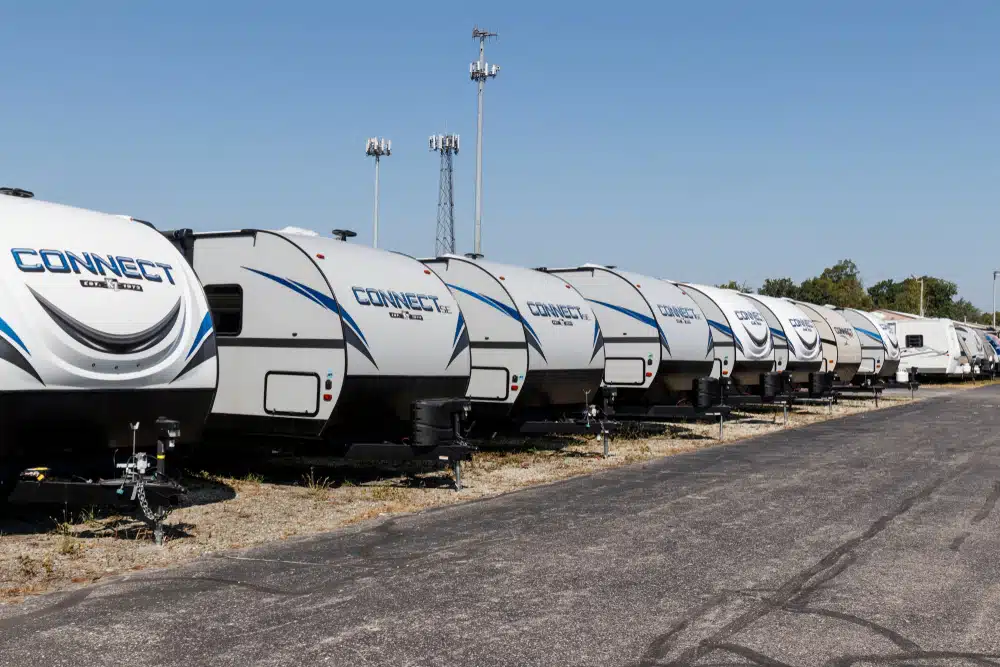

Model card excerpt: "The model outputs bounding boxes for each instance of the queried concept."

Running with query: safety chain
[134,475,170,524]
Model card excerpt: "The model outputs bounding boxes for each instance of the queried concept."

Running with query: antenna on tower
[430,134,460,256]
[470,25,500,256]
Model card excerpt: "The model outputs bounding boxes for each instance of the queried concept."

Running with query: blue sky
[1,2,997,307]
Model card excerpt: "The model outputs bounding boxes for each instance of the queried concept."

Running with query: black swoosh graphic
[29,287,182,355]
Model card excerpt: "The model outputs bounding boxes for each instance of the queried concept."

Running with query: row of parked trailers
[878,313,1000,379]
[0,192,964,512]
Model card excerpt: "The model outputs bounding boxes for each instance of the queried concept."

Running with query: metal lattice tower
[430,134,460,255]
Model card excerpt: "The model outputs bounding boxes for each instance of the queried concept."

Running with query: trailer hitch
[116,418,181,545]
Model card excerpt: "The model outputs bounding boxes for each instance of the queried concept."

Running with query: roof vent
[0,187,33,199]
[332,229,357,242]
[464,252,484,259]
[279,226,319,236]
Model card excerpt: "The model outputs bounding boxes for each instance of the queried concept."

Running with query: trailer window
[204,284,243,336]
[905,334,923,348]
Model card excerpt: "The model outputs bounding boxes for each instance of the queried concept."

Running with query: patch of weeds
[79,506,100,525]
[368,485,406,502]
[302,467,332,499]
[59,535,82,557]
[186,469,225,484]
[41,555,54,577]
[18,555,38,578]
[240,472,264,484]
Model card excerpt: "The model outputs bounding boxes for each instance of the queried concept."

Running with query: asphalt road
[2,387,1000,666]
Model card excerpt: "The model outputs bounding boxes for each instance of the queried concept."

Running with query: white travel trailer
[872,313,902,377]
[544,265,715,411]
[742,294,823,383]
[181,228,471,444]
[789,301,862,384]
[837,308,890,381]
[422,255,605,423]
[985,332,1000,366]
[0,190,217,477]
[892,318,963,378]
[954,323,986,372]
[673,284,774,386]
[975,328,999,371]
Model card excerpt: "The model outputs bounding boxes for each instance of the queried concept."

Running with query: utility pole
[365,137,391,248]
[470,26,500,255]
[919,277,924,317]
[993,271,999,329]
[430,134,460,255]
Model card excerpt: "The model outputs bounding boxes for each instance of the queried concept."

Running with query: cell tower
[430,134,460,256]
[365,137,391,248]
[470,26,500,255]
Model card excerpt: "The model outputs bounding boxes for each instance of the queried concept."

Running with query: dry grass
[0,381,992,603]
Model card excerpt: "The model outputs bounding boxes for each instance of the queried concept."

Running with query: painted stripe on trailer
[446,283,547,362]
[603,336,661,344]
[0,315,29,355]
[470,341,527,349]
[217,337,346,348]
[187,311,214,359]
[856,327,884,343]
[242,266,376,367]
[586,298,670,354]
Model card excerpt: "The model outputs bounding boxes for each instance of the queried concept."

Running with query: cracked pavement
[1,386,999,666]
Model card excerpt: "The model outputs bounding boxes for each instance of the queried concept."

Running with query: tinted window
[204,284,243,336]
[905,334,923,348]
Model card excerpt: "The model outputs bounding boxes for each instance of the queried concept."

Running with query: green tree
[868,279,903,309]
[716,280,753,293]
[946,298,982,323]
[797,260,873,309]
[758,277,800,299]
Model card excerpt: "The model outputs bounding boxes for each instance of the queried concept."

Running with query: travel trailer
[178,228,471,446]
[422,255,605,425]
[975,328,999,372]
[954,323,986,373]
[892,318,963,378]
[673,284,774,386]
[0,190,218,493]
[742,293,823,383]
[544,265,715,413]
[872,314,902,378]
[789,301,862,383]
[836,308,890,382]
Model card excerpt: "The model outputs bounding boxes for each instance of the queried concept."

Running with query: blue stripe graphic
[707,319,733,337]
[446,283,539,338]
[242,266,368,346]
[769,327,787,339]
[0,315,29,355]
[587,299,657,328]
[453,311,466,345]
[186,311,214,359]
[446,282,546,360]
[587,298,670,351]
[707,319,743,353]
[855,327,883,343]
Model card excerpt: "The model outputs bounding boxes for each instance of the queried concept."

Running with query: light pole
[993,271,999,329]
[365,137,391,248]
[919,277,924,317]
[470,26,500,256]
